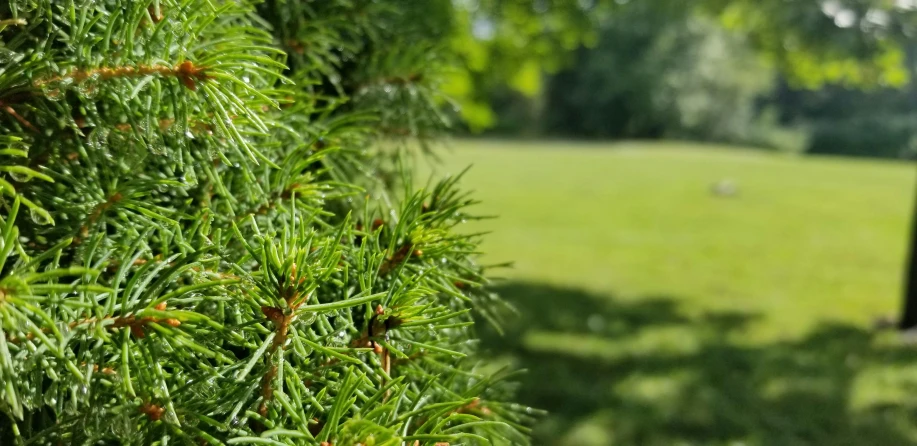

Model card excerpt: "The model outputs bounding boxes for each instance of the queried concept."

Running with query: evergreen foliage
[0,1,534,444]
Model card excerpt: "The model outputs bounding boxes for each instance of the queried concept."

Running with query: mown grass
[422,139,917,445]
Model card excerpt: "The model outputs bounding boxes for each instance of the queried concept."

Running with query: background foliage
[456,0,917,158]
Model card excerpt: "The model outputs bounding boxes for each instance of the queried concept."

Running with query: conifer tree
[0,1,535,444]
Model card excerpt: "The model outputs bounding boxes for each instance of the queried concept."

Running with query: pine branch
[0,1,535,444]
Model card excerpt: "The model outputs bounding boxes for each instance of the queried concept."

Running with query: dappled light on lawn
[480,283,917,445]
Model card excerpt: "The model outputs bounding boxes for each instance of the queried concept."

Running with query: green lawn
[422,140,917,445]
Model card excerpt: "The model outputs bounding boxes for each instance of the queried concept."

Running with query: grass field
[422,140,917,445]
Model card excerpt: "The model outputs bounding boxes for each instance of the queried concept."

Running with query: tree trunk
[901,176,917,329]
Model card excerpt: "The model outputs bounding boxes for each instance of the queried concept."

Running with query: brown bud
[147,5,164,23]
[180,75,197,91]
[154,302,167,311]
[261,306,284,324]
[163,318,181,327]
[140,402,164,421]
[177,60,204,91]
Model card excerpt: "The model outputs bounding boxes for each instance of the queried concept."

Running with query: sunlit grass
[425,139,915,339]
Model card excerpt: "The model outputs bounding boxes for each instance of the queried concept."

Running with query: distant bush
[482,2,917,160]
[807,115,917,159]
[487,4,793,150]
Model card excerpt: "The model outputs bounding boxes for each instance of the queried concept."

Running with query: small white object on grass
[711,179,738,197]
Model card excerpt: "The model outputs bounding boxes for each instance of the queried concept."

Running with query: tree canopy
[444,0,917,129]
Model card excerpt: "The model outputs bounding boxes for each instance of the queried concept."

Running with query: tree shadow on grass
[479,282,917,446]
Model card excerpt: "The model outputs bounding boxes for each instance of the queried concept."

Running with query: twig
[7,302,180,343]
[258,264,307,416]
[0,18,27,28]
[1,101,38,132]
[379,243,422,275]
[34,61,212,91]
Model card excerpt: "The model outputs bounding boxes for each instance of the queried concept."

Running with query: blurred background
[420,0,917,444]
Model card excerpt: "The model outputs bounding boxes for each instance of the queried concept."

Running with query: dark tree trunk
[899,46,917,330]
[901,176,917,329]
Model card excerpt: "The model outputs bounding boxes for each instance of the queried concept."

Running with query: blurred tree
[704,0,913,88]
[769,75,917,158]
[537,3,775,144]
[447,0,916,131]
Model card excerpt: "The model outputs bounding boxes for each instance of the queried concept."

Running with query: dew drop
[0,48,18,64]
[43,383,58,406]
[148,139,167,156]
[7,170,32,183]
[87,127,110,151]
[76,75,100,99]
[299,312,317,326]
[328,330,348,346]
[42,86,63,101]
[29,207,53,226]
